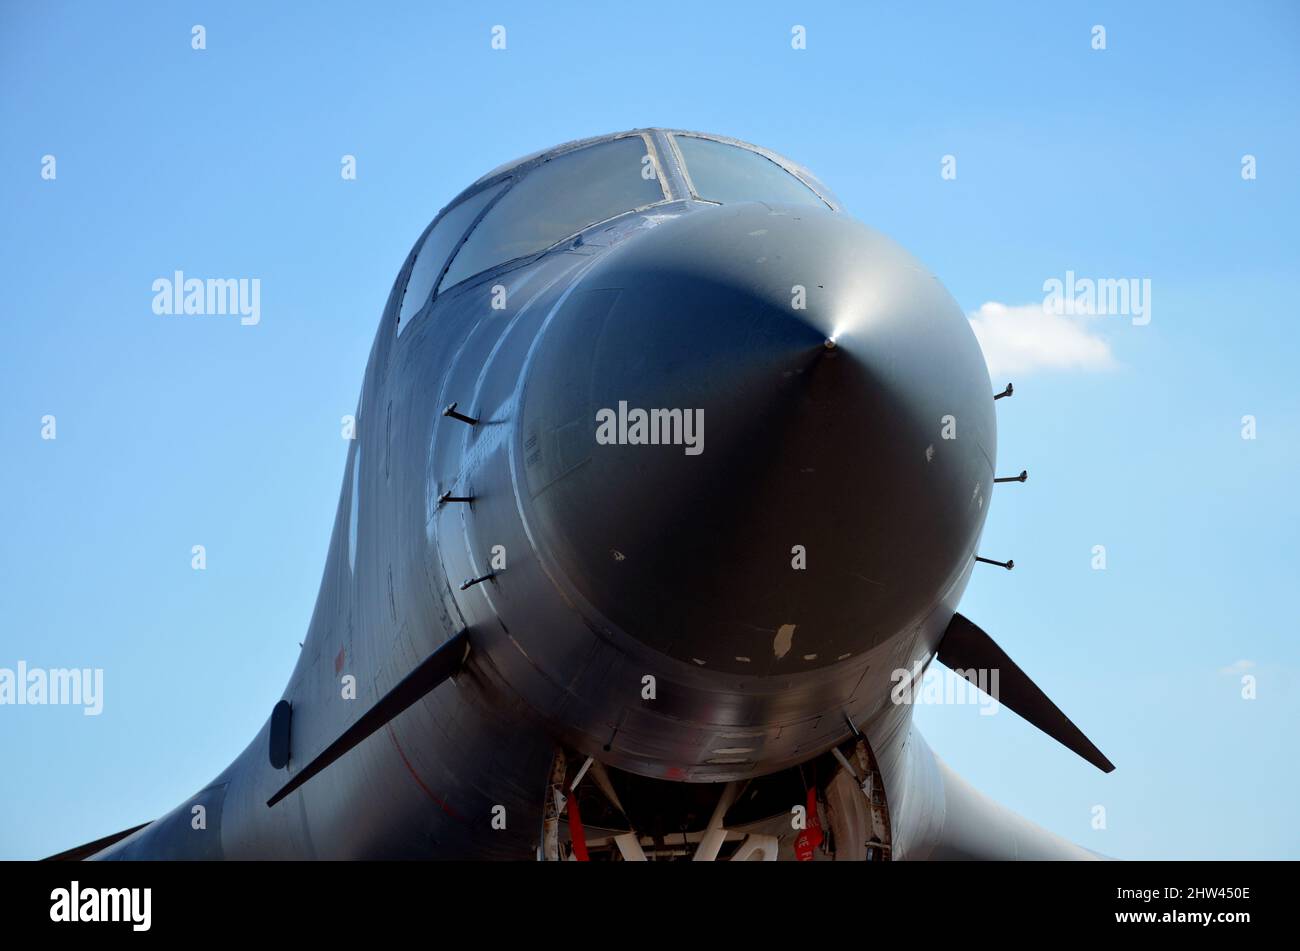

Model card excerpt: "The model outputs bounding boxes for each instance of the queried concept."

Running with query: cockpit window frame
[424,178,514,301]
[393,130,837,341]
[395,179,511,337]
[669,133,834,210]
[434,132,673,296]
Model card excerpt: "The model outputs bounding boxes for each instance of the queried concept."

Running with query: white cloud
[1219,659,1256,676]
[967,301,1116,377]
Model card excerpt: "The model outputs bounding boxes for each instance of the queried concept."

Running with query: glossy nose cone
[518,203,995,676]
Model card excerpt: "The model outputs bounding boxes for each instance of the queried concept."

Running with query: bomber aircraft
[56,129,1112,861]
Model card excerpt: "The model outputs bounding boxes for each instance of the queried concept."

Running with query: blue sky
[1,0,1297,860]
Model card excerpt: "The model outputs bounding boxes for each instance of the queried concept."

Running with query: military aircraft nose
[518,202,996,676]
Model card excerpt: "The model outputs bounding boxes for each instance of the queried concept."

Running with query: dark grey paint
[83,130,1106,861]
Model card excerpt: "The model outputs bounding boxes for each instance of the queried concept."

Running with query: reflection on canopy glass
[398,181,507,330]
[439,136,664,291]
[675,135,824,207]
